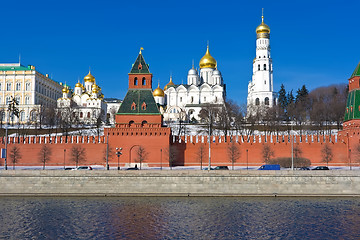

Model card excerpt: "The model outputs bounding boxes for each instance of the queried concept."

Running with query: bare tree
[294,144,303,160]
[38,145,52,170]
[227,141,241,170]
[135,145,148,170]
[262,144,274,163]
[71,145,86,168]
[165,145,178,170]
[321,144,333,167]
[196,144,207,170]
[9,146,21,170]
[102,145,115,166]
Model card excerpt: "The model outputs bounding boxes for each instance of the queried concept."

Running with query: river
[0,197,359,239]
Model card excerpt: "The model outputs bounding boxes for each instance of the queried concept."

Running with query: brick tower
[105,49,170,168]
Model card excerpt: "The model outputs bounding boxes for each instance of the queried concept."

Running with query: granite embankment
[0,170,359,197]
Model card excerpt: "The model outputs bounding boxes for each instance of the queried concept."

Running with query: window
[141,102,147,110]
[16,82,21,91]
[180,97,182,102]
[215,96,218,102]
[5,96,11,104]
[0,83,2,91]
[15,96,20,104]
[129,120,134,127]
[25,96,30,104]
[6,83,11,91]
[80,112,83,118]
[265,97,269,105]
[20,111,25,121]
[264,64,266,70]
[131,102,136,110]
[87,112,90,118]
[191,96,194,103]
[142,77,146,85]
[141,120,147,126]
[134,77,138,86]
[258,65,260,71]
[255,98,260,106]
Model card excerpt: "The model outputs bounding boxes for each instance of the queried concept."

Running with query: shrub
[269,157,311,168]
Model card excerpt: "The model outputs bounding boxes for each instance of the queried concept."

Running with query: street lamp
[160,148,162,170]
[291,122,294,171]
[246,149,248,170]
[116,147,122,170]
[349,148,352,170]
[63,149,66,169]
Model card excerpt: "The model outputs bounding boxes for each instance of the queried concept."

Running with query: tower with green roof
[344,62,360,123]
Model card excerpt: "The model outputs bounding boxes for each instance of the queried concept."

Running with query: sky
[1,0,359,104]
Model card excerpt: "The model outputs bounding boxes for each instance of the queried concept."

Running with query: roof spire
[139,47,144,54]
[192,59,194,69]
[262,8,264,22]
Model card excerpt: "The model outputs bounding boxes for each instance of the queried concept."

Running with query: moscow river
[0,197,359,239]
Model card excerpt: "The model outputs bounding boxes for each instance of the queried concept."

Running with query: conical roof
[350,62,360,78]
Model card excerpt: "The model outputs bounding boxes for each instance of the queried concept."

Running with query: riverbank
[1,170,360,197]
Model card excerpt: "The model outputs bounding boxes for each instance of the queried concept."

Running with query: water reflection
[0,197,359,239]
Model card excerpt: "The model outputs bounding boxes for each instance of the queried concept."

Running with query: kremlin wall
[1,49,360,169]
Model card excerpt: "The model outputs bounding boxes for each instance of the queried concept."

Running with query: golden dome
[164,76,175,90]
[62,86,69,93]
[153,83,165,97]
[75,82,83,88]
[256,15,270,38]
[84,71,95,82]
[92,83,99,93]
[199,46,217,69]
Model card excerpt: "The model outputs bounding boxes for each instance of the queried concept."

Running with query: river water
[0,197,359,239]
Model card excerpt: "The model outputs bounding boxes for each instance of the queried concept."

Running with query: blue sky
[1,0,359,104]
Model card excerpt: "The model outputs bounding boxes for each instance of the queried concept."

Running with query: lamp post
[291,123,294,171]
[116,147,122,170]
[208,109,211,170]
[4,126,8,170]
[160,148,162,170]
[63,149,66,169]
[349,148,352,170]
[106,134,109,170]
[246,149,248,170]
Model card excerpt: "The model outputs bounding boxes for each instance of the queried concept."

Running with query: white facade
[162,47,226,122]
[0,63,63,124]
[57,71,107,124]
[247,15,277,115]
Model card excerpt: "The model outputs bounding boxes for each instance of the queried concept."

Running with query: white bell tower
[247,10,277,115]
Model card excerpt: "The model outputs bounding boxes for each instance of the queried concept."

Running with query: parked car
[258,164,280,170]
[126,167,139,170]
[203,167,214,170]
[214,166,229,170]
[312,166,329,170]
[74,166,93,170]
[64,167,74,170]
[299,167,310,170]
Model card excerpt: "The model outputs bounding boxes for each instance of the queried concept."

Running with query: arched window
[131,102,136,110]
[255,98,260,106]
[141,120,147,126]
[16,82,21,91]
[265,97,269,105]
[134,77,138,86]
[258,65,260,71]
[6,83,11,91]
[141,102,147,110]
[20,111,25,122]
[191,96,194,103]
[80,112,83,118]
[25,82,31,91]
[264,64,266,70]
[142,77,146,85]
[129,120,134,127]
[87,112,90,118]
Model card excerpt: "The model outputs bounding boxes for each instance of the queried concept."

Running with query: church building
[247,13,277,115]
[157,46,226,122]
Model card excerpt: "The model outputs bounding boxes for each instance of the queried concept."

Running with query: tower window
[265,97,269,105]
[180,97,182,102]
[142,77,146,85]
[258,65,260,71]
[141,102,147,110]
[191,96,194,103]
[134,77,138,86]
[131,102,136,110]
[264,64,266,70]
[255,98,260,106]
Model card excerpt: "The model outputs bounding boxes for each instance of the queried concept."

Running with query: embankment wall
[1,170,360,196]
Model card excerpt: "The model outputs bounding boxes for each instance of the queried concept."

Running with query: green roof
[0,64,32,71]
[351,62,360,78]
[130,53,150,74]
[345,89,360,121]
[117,89,160,115]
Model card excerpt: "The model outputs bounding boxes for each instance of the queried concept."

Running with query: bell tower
[128,48,152,89]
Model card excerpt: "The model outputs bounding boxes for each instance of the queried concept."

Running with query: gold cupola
[62,86,69,93]
[164,76,175,90]
[199,46,217,69]
[256,14,270,39]
[75,80,83,88]
[153,83,165,97]
[92,83,99,93]
[84,71,95,82]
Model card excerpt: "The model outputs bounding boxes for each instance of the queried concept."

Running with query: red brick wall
[128,74,152,89]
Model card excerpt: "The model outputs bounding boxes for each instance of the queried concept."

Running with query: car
[203,167,214,170]
[312,166,329,170]
[299,167,310,170]
[126,167,139,170]
[258,164,280,170]
[64,167,74,170]
[214,166,229,170]
[75,166,93,170]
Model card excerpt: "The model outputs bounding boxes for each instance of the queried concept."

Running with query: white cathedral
[247,14,277,115]
[152,46,226,122]
[57,71,107,123]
